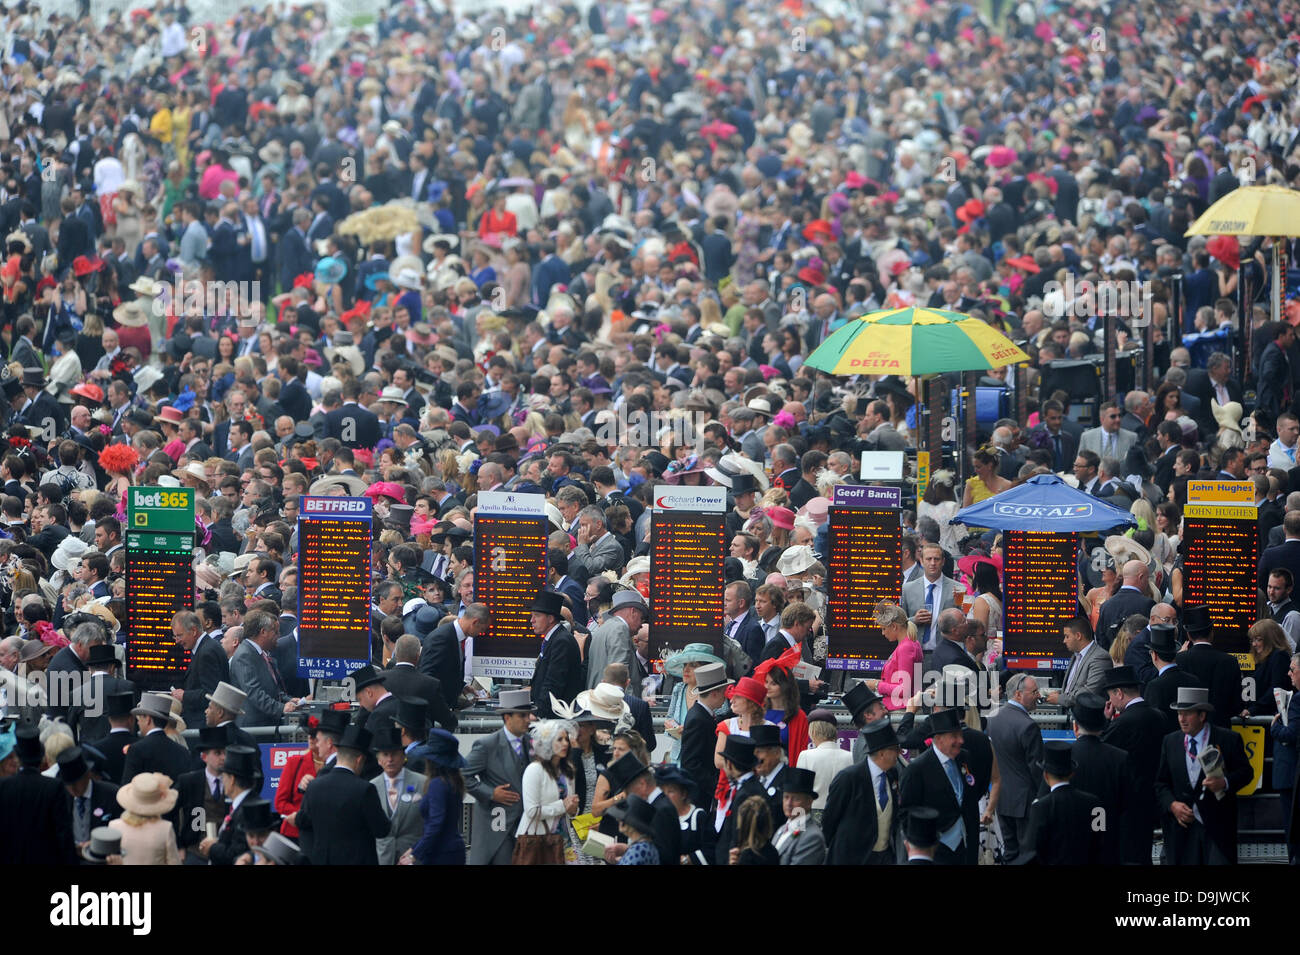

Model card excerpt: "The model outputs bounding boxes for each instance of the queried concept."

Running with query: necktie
[939,759,966,850]
[76,796,88,839]
[1187,735,1198,759]
[264,650,286,694]
[944,758,963,802]
[1052,434,1062,470]
[1104,432,1114,457]
[249,217,265,261]
[925,582,937,644]
[876,771,888,809]
[388,779,399,812]
[212,778,222,799]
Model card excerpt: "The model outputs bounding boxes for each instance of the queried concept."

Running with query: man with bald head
[1095,560,1155,651]
[806,293,843,350]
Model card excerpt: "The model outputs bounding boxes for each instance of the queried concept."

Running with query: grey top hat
[205,681,247,716]
[82,827,122,864]
[610,589,647,614]
[693,662,733,694]
[1169,686,1215,713]
[496,688,535,713]
[252,831,302,866]
[131,691,176,723]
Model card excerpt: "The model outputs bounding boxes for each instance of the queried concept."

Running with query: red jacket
[274,749,320,839]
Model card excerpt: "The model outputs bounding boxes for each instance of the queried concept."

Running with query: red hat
[802,219,834,242]
[1003,255,1040,274]
[767,505,795,530]
[843,170,869,189]
[1206,235,1240,271]
[70,382,105,403]
[797,265,826,286]
[1241,93,1269,114]
[726,676,767,708]
[72,255,104,277]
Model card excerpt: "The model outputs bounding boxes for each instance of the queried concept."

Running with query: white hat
[574,683,630,722]
[393,267,423,290]
[51,535,90,572]
[776,545,817,576]
[618,555,651,587]
[378,385,408,405]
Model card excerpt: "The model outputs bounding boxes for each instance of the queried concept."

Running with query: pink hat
[800,496,830,526]
[767,506,795,531]
[363,481,406,503]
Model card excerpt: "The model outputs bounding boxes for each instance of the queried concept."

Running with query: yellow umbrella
[803,307,1029,377]
[1185,184,1300,237]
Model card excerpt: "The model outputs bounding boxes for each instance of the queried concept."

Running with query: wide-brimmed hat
[495,688,536,713]
[607,792,658,836]
[410,728,467,769]
[393,267,423,290]
[82,827,122,864]
[116,772,178,816]
[315,256,347,285]
[422,233,460,254]
[309,474,368,496]
[719,735,758,771]
[777,545,817,577]
[173,461,211,489]
[665,643,724,677]
[131,692,175,723]
[378,385,409,406]
[19,639,55,664]
[114,300,150,326]
[1211,399,1243,434]
[617,556,651,587]
[50,534,89,571]
[609,589,647,616]
[574,683,629,723]
[726,676,767,709]
[154,405,186,426]
[205,681,247,716]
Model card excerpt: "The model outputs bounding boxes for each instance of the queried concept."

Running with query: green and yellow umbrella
[803,307,1030,377]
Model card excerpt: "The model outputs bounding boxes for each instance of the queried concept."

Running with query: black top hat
[749,724,782,748]
[370,719,404,753]
[530,590,564,618]
[86,644,119,668]
[240,798,280,832]
[337,721,373,753]
[1098,665,1140,692]
[394,696,429,733]
[904,806,940,848]
[15,722,42,765]
[1070,692,1108,733]
[1148,624,1178,657]
[20,367,45,388]
[652,763,697,801]
[863,722,901,754]
[317,709,351,738]
[843,682,883,720]
[927,709,963,737]
[223,745,261,781]
[56,745,92,783]
[607,792,658,836]
[640,450,670,475]
[1182,604,1213,635]
[386,504,414,530]
[720,735,757,772]
[1041,740,1075,778]
[104,690,134,718]
[605,752,652,795]
[349,664,387,692]
[196,724,232,752]
[730,473,758,495]
[782,766,819,799]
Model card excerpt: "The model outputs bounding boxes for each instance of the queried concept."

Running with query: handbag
[511,833,565,865]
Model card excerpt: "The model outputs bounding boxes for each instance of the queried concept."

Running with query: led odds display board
[297,496,373,679]
[473,491,549,679]
[125,487,196,688]
[1003,531,1081,669]
[826,486,902,670]
[1182,482,1257,662]
[650,487,726,656]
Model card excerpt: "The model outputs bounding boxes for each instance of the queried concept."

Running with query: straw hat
[1211,399,1243,434]
[113,300,149,326]
[116,772,178,816]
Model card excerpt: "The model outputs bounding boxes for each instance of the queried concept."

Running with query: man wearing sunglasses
[1078,400,1137,463]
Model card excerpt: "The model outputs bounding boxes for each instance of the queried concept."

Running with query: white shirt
[1184,724,1211,824]
[1268,437,1298,469]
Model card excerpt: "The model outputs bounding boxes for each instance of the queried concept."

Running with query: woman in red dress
[477,190,517,243]
[275,717,326,839]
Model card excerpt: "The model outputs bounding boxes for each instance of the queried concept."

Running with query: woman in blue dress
[401,729,467,865]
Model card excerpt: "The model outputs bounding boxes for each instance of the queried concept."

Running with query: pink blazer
[878,639,924,710]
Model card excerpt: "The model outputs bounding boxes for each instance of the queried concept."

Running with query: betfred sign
[300,495,372,516]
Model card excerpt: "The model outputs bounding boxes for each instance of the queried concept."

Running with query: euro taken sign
[127,487,195,534]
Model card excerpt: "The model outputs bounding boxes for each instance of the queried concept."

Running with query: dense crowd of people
[1,0,1300,866]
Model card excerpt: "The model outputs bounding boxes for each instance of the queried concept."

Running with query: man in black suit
[67,643,136,743]
[530,591,584,717]
[244,556,283,608]
[1095,560,1155,650]
[1100,666,1169,864]
[725,581,766,663]
[277,208,314,293]
[1154,687,1253,865]
[326,379,382,449]
[1184,351,1242,437]
[201,745,262,865]
[121,693,193,783]
[1142,625,1206,733]
[1050,693,1130,865]
[700,216,735,284]
[171,610,230,728]
[57,746,119,852]
[1029,399,1079,473]
[1174,606,1243,727]
[931,608,980,675]
[0,725,78,865]
[297,722,391,865]
[898,709,983,865]
[352,664,400,735]
[681,663,730,809]
[714,735,768,865]
[384,634,457,729]
[823,723,904,864]
[1257,511,1300,592]
[174,725,230,864]
[44,628,90,721]
[987,673,1045,863]
[83,690,139,785]
[603,753,680,866]
[1151,420,1183,492]
[417,603,487,713]
[1022,741,1103,865]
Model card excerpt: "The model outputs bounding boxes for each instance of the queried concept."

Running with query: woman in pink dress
[862,602,924,710]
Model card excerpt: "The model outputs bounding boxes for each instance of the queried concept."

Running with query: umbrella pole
[1142,281,1155,394]
[961,371,979,485]
[1272,237,1285,326]
[1237,260,1252,390]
